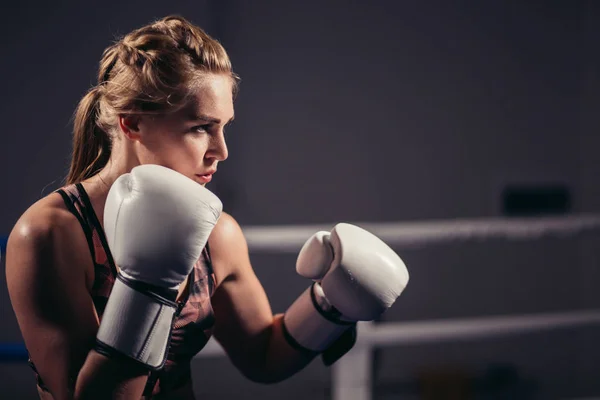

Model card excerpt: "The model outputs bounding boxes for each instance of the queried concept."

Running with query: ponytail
[66,87,111,184]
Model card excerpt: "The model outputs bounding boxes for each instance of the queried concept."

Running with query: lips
[195,170,216,184]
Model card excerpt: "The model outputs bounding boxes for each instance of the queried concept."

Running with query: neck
[80,145,139,207]
[94,158,134,190]
[74,139,139,228]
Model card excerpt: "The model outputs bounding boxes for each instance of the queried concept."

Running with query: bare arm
[6,201,148,400]
[209,213,317,384]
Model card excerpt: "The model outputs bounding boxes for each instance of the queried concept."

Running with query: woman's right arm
[6,202,148,400]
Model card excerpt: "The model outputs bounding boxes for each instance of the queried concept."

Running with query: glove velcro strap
[322,324,357,366]
[283,283,354,353]
[95,274,179,371]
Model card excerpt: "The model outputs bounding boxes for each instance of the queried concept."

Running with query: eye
[191,124,211,133]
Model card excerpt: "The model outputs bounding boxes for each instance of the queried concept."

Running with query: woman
[5,15,408,400]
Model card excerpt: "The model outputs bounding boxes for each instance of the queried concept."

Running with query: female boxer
[5,15,408,400]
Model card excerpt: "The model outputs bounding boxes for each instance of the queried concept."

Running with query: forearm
[243,286,355,383]
[254,314,317,383]
[73,349,148,400]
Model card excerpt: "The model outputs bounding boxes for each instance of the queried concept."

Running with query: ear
[118,115,142,140]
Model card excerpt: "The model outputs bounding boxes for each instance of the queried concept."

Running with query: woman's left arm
[208,213,316,384]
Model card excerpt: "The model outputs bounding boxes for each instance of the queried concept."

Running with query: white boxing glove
[283,223,409,353]
[96,164,222,369]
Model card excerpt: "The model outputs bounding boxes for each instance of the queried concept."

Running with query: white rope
[357,310,600,346]
[242,214,600,253]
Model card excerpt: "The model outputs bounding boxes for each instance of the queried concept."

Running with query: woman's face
[130,73,234,185]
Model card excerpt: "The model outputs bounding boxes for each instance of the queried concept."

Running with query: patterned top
[28,183,217,397]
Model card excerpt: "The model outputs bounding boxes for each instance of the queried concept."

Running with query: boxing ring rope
[241,213,600,252]
[2,213,600,400]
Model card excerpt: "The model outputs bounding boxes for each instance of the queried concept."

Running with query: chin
[192,175,208,186]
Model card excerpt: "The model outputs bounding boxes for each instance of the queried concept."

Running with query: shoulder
[9,193,72,246]
[210,212,246,246]
[208,212,251,280]
[8,193,76,248]
[6,192,90,283]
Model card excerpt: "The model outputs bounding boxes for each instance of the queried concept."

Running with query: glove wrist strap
[311,282,355,324]
[283,283,354,352]
[95,274,179,370]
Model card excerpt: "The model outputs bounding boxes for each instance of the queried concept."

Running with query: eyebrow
[189,113,235,124]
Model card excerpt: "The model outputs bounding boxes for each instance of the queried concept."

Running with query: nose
[207,130,228,162]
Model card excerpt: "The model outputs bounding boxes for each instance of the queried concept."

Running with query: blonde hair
[67,15,239,184]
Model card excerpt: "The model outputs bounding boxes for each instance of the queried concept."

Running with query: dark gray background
[1,1,599,399]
